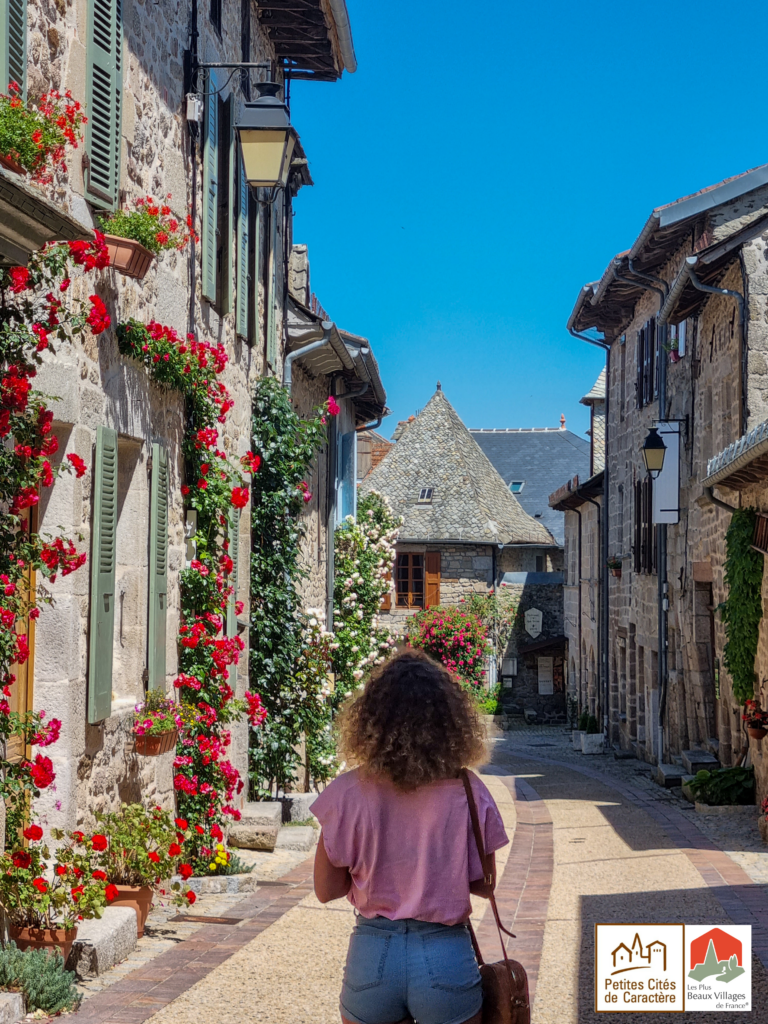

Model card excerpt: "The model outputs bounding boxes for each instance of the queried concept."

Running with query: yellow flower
[209,862,216,870]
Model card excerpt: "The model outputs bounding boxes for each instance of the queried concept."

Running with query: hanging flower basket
[610,567,622,579]
[102,234,154,280]
[134,727,177,756]
[748,726,767,741]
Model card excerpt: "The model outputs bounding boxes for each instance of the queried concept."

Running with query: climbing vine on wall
[721,506,764,704]
[248,376,337,798]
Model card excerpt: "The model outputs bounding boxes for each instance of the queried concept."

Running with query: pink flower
[327,396,340,417]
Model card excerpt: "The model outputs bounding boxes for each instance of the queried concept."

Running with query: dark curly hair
[336,650,487,790]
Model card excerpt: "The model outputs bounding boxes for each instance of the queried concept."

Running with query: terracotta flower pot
[748,726,767,740]
[103,233,154,280]
[134,728,177,756]
[9,925,77,961]
[610,567,622,579]
[108,884,154,937]
[669,349,682,364]
[0,154,24,175]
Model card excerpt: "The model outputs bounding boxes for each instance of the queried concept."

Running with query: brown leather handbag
[461,769,531,1024]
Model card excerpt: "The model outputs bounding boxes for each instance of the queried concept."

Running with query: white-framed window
[417,487,433,504]
[510,481,524,493]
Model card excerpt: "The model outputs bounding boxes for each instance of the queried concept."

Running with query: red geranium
[91,834,108,851]
[27,754,54,788]
[23,824,43,841]
[12,851,31,868]
[66,453,87,478]
[230,486,249,509]
[32,878,47,893]
[105,883,119,901]
[86,294,111,335]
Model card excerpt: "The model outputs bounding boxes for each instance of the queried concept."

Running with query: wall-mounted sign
[524,608,543,638]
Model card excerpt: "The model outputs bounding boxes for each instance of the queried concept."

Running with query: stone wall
[561,502,601,718]
[498,580,565,716]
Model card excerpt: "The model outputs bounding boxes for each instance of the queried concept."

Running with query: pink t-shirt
[311,769,508,926]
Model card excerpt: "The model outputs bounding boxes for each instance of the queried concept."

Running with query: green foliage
[689,766,755,806]
[249,377,332,797]
[133,691,177,736]
[98,196,190,255]
[720,508,763,703]
[578,710,589,731]
[406,605,489,684]
[0,86,86,181]
[475,682,503,715]
[0,942,80,1015]
[462,591,519,663]
[567,695,579,729]
[220,850,252,875]
[586,715,599,735]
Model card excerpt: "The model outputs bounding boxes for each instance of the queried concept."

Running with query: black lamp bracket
[191,61,273,98]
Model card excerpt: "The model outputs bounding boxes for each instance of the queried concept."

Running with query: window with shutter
[147,443,168,691]
[338,431,356,522]
[88,426,118,722]
[425,552,440,608]
[266,200,278,368]
[236,154,249,337]
[396,553,424,609]
[223,94,235,315]
[226,509,240,637]
[85,0,122,209]
[636,327,644,410]
[0,0,26,98]
[201,82,218,303]
[247,192,260,346]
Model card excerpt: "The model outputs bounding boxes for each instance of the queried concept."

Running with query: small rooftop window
[510,481,525,493]
[417,488,433,504]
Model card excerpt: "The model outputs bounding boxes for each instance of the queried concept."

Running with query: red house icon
[690,928,742,969]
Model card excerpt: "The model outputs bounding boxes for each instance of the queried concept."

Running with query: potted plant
[133,691,179,756]
[79,804,195,936]
[581,715,603,754]
[0,824,109,961]
[688,766,755,812]
[0,83,86,182]
[607,556,622,579]
[742,698,768,740]
[98,195,194,279]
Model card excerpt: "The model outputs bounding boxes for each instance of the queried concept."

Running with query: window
[535,555,544,572]
[510,481,524,493]
[633,477,656,575]
[669,320,687,357]
[85,0,123,209]
[417,487,433,504]
[210,0,222,35]
[202,89,234,313]
[397,553,424,608]
[636,318,657,408]
[215,95,233,314]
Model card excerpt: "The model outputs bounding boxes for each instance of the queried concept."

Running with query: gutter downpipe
[569,322,611,743]
[704,486,738,514]
[355,416,382,433]
[574,505,583,711]
[282,329,333,394]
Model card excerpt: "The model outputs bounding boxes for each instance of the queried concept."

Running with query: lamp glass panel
[239,129,289,187]
[642,447,665,473]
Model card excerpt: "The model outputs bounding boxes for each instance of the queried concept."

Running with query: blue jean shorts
[340,915,482,1024]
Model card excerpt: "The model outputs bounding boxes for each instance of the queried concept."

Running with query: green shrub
[0,942,80,1015]
[586,715,600,735]
[688,766,754,806]
[720,507,763,703]
[476,683,503,715]
[578,711,588,731]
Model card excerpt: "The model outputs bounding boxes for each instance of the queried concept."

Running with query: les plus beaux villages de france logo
[595,924,752,1013]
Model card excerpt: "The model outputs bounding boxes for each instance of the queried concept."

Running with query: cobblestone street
[57,729,768,1023]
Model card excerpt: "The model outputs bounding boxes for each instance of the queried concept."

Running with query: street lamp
[641,426,667,479]
[235,81,299,190]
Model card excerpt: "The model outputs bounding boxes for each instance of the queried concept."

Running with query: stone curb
[183,872,261,894]
[0,991,23,1024]
[67,906,138,980]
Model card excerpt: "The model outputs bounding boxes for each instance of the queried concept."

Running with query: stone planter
[572,730,585,748]
[103,233,154,280]
[134,728,177,756]
[107,885,153,937]
[581,732,603,755]
[747,726,767,741]
[9,925,77,961]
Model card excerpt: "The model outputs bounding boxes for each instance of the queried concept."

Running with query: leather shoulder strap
[461,768,491,884]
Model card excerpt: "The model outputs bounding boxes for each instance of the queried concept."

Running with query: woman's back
[312,767,507,926]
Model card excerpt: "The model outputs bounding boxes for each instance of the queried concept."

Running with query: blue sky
[289,0,768,441]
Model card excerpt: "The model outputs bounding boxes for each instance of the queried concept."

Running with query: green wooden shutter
[226,509,240,637]
[201,84,218,302]
[0,0,27,99]
[147,443,168,691]
[249,195,260,346]
[236,154,249,337]
[221,94,235,316]
[88,426,118,723]
[266,201,278,368]
[85,0,122,209]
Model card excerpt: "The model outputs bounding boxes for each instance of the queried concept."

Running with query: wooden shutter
[221,93,235,316]
[226,509,240,637]
[633,481,642,574]
[85,0,122,208]
[636,327,644,409]
[147,443,168,691]
[0,0,26,99]
[649,318,658,400]
[236,154,249,337]
[248,193,260,346]
[201,82,218,302]
[88,426,117,723]
[338,432,356,521]
[266,201,278,367]
[425,552,441,608]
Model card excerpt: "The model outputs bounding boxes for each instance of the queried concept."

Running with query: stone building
[360,385,570,714]
[563,162,768,790]
[549,371,606,720]
[5,0,361,833]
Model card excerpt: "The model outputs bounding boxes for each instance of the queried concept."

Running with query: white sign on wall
[524,608,543,638]
[652,421,680,525]
[538,657,554,695]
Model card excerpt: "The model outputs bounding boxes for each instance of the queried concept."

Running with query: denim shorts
[340,915,482,1024]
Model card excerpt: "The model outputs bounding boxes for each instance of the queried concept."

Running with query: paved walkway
[65,731,768,1022]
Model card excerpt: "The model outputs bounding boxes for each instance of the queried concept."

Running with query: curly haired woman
[312,650,508,1024]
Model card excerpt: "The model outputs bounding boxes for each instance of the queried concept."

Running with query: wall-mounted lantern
[641,426,667,479]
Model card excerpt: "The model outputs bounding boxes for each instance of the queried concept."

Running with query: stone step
[228,822,280,850]
[275,825,318,851]
[281,793,319,823]
[67,906,138,979]
[681,749,720,775]
[702,737,720,758]
[240,801,282,827]
[653,762,686,788]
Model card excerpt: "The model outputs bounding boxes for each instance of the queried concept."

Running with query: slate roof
[580,368,606,405]
[469,428,590,546]
[360,388,555,546]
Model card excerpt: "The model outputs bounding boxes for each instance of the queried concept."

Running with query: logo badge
[595,924,685,1012]
[686,926,751,1012]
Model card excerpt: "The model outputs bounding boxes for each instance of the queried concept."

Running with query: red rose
[91,869,107,881]
[168,843,182,857]
[28,753,54,788]
[12,851,31,869]
[66,453,87,478]
[179,863,193,880]
[148,851,160,863]
[231,487,249,509]
[174,818,188,830]
[186,890,196,904]
[105,883,119,901]
[91,834,108,851]
[71,885,84,901]
[32,877,47,893]
[194,824,205,835]
[23,824,43,841]
[55,865,67,876]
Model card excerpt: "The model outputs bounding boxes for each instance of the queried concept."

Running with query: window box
[103,233,154,280]
[0,154,23,175]
[134,727,177,756]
